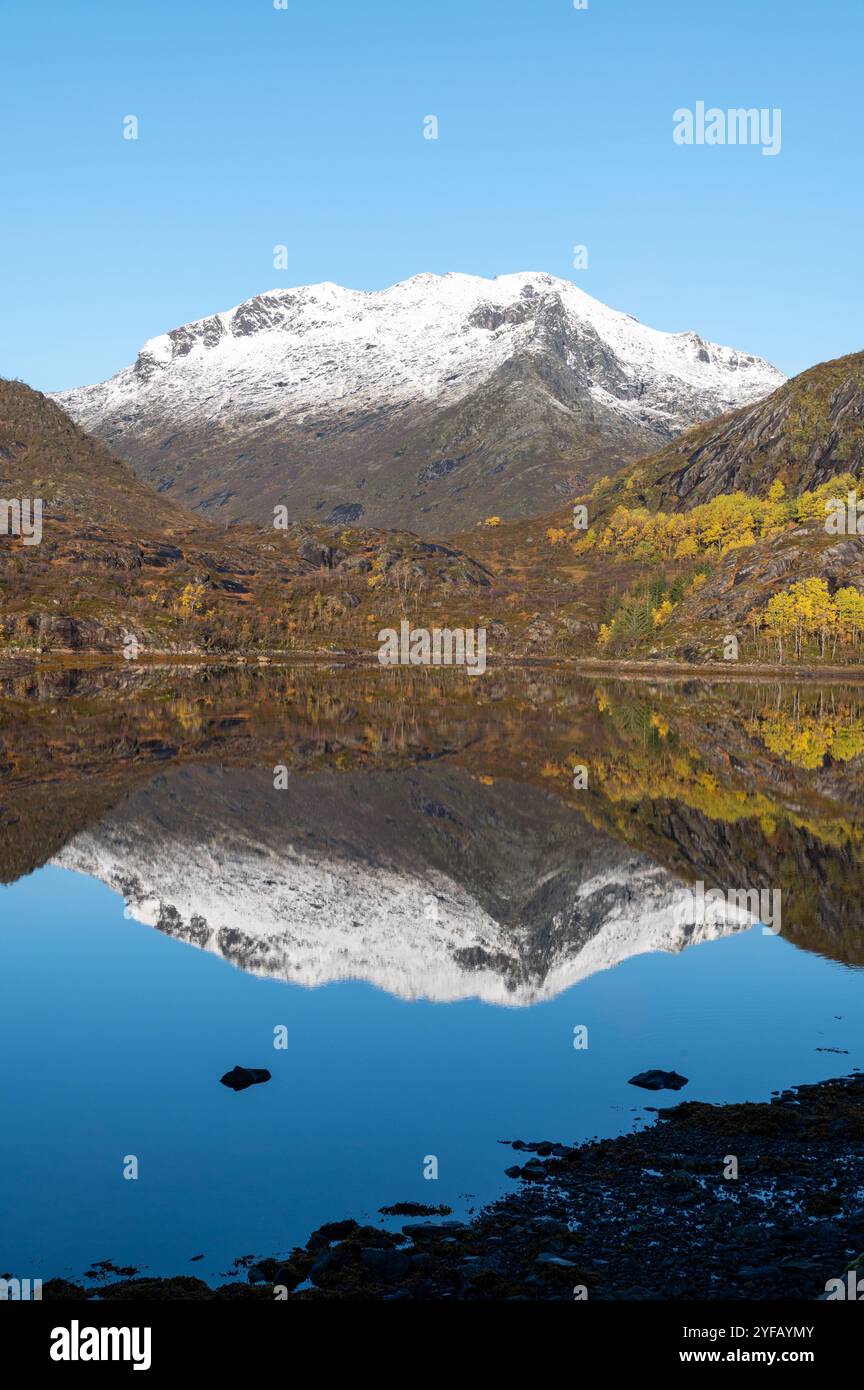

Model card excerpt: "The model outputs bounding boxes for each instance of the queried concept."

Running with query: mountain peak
[52,273,785,534]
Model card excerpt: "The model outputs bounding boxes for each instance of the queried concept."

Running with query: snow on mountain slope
[51,273,785,534]
[52,819,753,1008]
[56,272,783,434]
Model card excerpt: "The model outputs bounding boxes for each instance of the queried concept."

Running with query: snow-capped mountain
[53,273,785,534]
[51,762,754,1005]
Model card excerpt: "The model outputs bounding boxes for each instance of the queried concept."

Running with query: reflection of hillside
[0,665,487,882]
[1,665,864,969]
[573,685,864,964]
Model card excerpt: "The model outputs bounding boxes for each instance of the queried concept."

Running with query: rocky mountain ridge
[53,272,784,533]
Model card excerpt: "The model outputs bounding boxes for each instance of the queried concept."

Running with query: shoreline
[38,1072,864,1302]
[5,650,864,683]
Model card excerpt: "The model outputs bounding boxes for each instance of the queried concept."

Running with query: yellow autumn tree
[792,576,836,657]
[834,586,864,651]
[652,597,675,628]
[763,589,798,661]
[177,582,207,616]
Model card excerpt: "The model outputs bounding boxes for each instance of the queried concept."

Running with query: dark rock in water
[220,1066,272,1092]
[36,1073,864,1302]
[309,1249,341,1282]
[273,1256,313,1292]
[359,1247,411,1281]
[628,1069,688,1092]
[400,1220,468,1241]
[739,1263,780,1279]
[506,1139,570,1157]
[379,1202,453,1217]
[306,1219,359,1252]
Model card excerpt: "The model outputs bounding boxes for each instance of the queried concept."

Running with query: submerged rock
[628,1069,688,1091]
[219,1066,272,1092]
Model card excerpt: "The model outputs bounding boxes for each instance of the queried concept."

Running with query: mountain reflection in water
[1,664,863,1284]
[2,663,864,979]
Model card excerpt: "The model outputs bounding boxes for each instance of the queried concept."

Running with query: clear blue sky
[1,0,860,392]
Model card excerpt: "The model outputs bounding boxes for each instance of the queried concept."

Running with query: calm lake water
[1,665,862,1287]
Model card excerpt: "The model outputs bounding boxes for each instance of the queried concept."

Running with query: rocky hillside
[0,379,493,655]
[607,352,864,513]
[0,376,198,534]
[642,523,864,663]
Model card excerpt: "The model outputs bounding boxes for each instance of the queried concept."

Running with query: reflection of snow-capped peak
[52,830,754,1008]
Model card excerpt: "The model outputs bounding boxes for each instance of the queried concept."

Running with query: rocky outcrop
[613,351,864,512]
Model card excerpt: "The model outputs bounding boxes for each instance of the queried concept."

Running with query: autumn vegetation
[575,475,858,565]
[747,578,864,662]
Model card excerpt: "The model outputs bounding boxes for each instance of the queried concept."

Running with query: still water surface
[1,667,862,1286]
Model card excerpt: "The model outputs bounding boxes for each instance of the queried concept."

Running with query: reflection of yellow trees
[170,698,206,734]
[750,710,864,769]
[755,713,831,769]
[590,746,775,825]
[832,723,864,760]
[589,685,864,852]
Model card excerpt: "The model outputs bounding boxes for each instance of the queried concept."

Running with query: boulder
[628,1069,688,1092]
[219,1066,272,1092]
